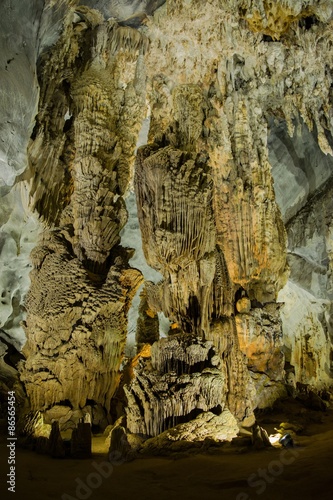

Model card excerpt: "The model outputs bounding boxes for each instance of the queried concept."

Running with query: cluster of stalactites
[19,231,143,411]
[135,141,226,335]
[239,0,332,40]
[150,334,216,374]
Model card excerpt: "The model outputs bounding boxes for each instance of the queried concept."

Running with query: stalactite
[107,24,149,56]
[135,142,217,335]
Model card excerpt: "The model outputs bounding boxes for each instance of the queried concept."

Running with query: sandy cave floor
[1,403,333,500]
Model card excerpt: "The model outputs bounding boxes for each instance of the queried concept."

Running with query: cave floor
[1,405,333,500]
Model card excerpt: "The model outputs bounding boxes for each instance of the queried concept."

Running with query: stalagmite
[19,10,147,424]
[124,334,226,437]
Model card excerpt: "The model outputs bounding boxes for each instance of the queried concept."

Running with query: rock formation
[0,0,332,446]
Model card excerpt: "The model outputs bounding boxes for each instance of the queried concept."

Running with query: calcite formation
[236,303,284,380]
[0,184,40,349]
[135,285,159,351]
[279,178,333,387]
[241,0,332,40]
[140,409,239,454]
[19,8,147,419]
[135,141,217,335]
[125,335,226,436]
[269,117,333,389]
[0,0,333,442]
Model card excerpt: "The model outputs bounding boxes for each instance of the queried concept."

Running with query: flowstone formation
[124,0,333,442]
[19,6,147,426]
[125,334,226,437]
[0,0,333,448]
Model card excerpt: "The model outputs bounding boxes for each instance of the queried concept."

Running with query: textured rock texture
[135,142,217,335]
[270,118,333,388]
[124,335,226,436]
[0,0,333,443]
[0,0,72,366]
[20,230,141,411]
[279,178,333,387]
[0,184,40,349]
[135,285,159,351]
[18,7,147,417]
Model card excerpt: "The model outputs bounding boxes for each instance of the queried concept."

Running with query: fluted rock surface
[124,335,227,437]
[236,303,284,380]
[1,0,333,439]
[27,10,147,268]
[135,142,217,335]
[19,231,142,411]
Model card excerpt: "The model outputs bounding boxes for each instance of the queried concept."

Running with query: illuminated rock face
[125,335,226,437]
[0,0,72,358]
[241,0,332,40]
[20,231,142,411]
[270,119,333,389]
[0,0,332,436]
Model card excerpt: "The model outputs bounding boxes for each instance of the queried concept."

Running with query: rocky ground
[1,399,333,500]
